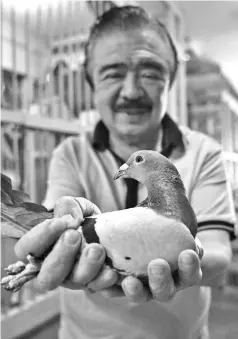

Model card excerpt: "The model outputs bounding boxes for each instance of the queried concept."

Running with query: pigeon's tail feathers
[1,210,29,238]
[1,173,53,239]
[1,204,53,239]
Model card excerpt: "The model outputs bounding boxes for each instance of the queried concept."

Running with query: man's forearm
[199,247,232,287]
[197,229,233,288]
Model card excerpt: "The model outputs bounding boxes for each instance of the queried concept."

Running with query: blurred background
[1,1,238,338]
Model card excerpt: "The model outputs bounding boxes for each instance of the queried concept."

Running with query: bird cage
[1,0,98,204]
[1,2,98,337]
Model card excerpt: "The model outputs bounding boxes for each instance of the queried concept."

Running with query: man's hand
[99,238,203,303]
[14,196,203,300]
[14,197,118,291]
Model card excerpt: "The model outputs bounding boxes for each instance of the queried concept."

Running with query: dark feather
[11,190,31,205]
[1,211,28,238]
[81,217,100,244]
[1,174,13,198]
[81,217,118,272]
[1,190,13,205]
[1,174,53,239]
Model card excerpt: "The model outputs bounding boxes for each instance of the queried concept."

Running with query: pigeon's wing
[1,174,53,239]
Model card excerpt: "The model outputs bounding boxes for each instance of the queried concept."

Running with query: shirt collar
[92,113,185,157]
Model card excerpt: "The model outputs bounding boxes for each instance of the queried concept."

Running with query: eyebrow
[137,58,168,73]
[98,58,169,76]
[98,63,126,76]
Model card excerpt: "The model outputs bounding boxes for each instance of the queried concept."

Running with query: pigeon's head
[114,150,181,185]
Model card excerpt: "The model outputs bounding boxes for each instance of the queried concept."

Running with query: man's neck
[109,129,161,161]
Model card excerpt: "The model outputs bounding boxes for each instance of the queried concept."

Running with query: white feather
[88,208,195,276]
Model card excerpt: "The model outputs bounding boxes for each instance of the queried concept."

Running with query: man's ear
[83,57,94,90]
[84,70,94,90]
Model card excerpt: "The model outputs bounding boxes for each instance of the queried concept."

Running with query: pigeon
[80,150,197,279]
[1,150,197,291]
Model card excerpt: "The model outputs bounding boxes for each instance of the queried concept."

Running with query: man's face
[90,27,173,139]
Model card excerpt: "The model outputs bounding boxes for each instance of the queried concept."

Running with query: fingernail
[64,230,80,245]
[182,254,194,265]
[197,246,204,259]
[104,268,117,282]
[150,265,166,277]
[126,281,140,295]
[86,247,103,260]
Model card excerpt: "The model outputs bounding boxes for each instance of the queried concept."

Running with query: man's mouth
[115,109,151,125]
[116,108,151,115]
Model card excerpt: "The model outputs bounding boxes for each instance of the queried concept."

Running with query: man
[15,6,237,339]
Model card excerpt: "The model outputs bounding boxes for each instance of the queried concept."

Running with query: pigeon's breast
[80,208,196,277]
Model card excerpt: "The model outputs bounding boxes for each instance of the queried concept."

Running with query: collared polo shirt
[43,114,237,339]
[44,114,236,237]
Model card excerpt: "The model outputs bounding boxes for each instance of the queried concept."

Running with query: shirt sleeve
[190,139,237,239]
[42,138,87,211]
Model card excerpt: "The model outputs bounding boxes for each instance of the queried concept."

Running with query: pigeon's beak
[114,163,130,180]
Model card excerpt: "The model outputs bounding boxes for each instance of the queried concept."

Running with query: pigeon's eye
[125,256,131,260]
[135,155,144,163]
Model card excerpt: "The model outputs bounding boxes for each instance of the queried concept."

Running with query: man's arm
[43,138,87,210]
[118,138,237,303]
[189,138,237,289]
[15,138,120,292]
[197,229,232,288]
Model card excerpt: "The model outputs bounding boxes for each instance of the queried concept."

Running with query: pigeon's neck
[144,172,186,211]
[140,171,197,237]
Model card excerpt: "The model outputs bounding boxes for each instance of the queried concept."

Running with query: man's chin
[115,112,151,124]
[114,122,150,137]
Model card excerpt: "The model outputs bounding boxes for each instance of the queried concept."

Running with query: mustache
[115,100,152,111]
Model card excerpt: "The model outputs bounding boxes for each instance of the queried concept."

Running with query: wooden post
[10,5,18,110]
[56,1,65,119]
[67,0,75,119]
[23,8,31,110]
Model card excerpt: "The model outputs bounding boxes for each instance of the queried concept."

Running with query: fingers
[100,285,125,299]
[91,249,202,303]
[15,215,76,261]
[195,237,204,260]
[96,275,151,303]
[14,197,103,292]
[96,276,151,303]
[148,259,176,301]
[121,276,151,303]
[64,243,106,288]
[87,265,119,291]
[54,197,83,227]
[36,229,81,290]
[177,250,202,289]
[54,197,101,228]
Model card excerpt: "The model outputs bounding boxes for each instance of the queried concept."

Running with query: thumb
[73,197,101,217]
[54,197,101,228]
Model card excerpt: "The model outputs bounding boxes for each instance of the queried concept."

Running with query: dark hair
[84,5,179,89]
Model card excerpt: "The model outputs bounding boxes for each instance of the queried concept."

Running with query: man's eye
[104,72,124,80]
[140,72,160,80]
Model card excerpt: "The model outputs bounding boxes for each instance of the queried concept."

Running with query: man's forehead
[92,28,174,71]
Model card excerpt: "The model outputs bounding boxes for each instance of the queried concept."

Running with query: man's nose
[120,72,143,100]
